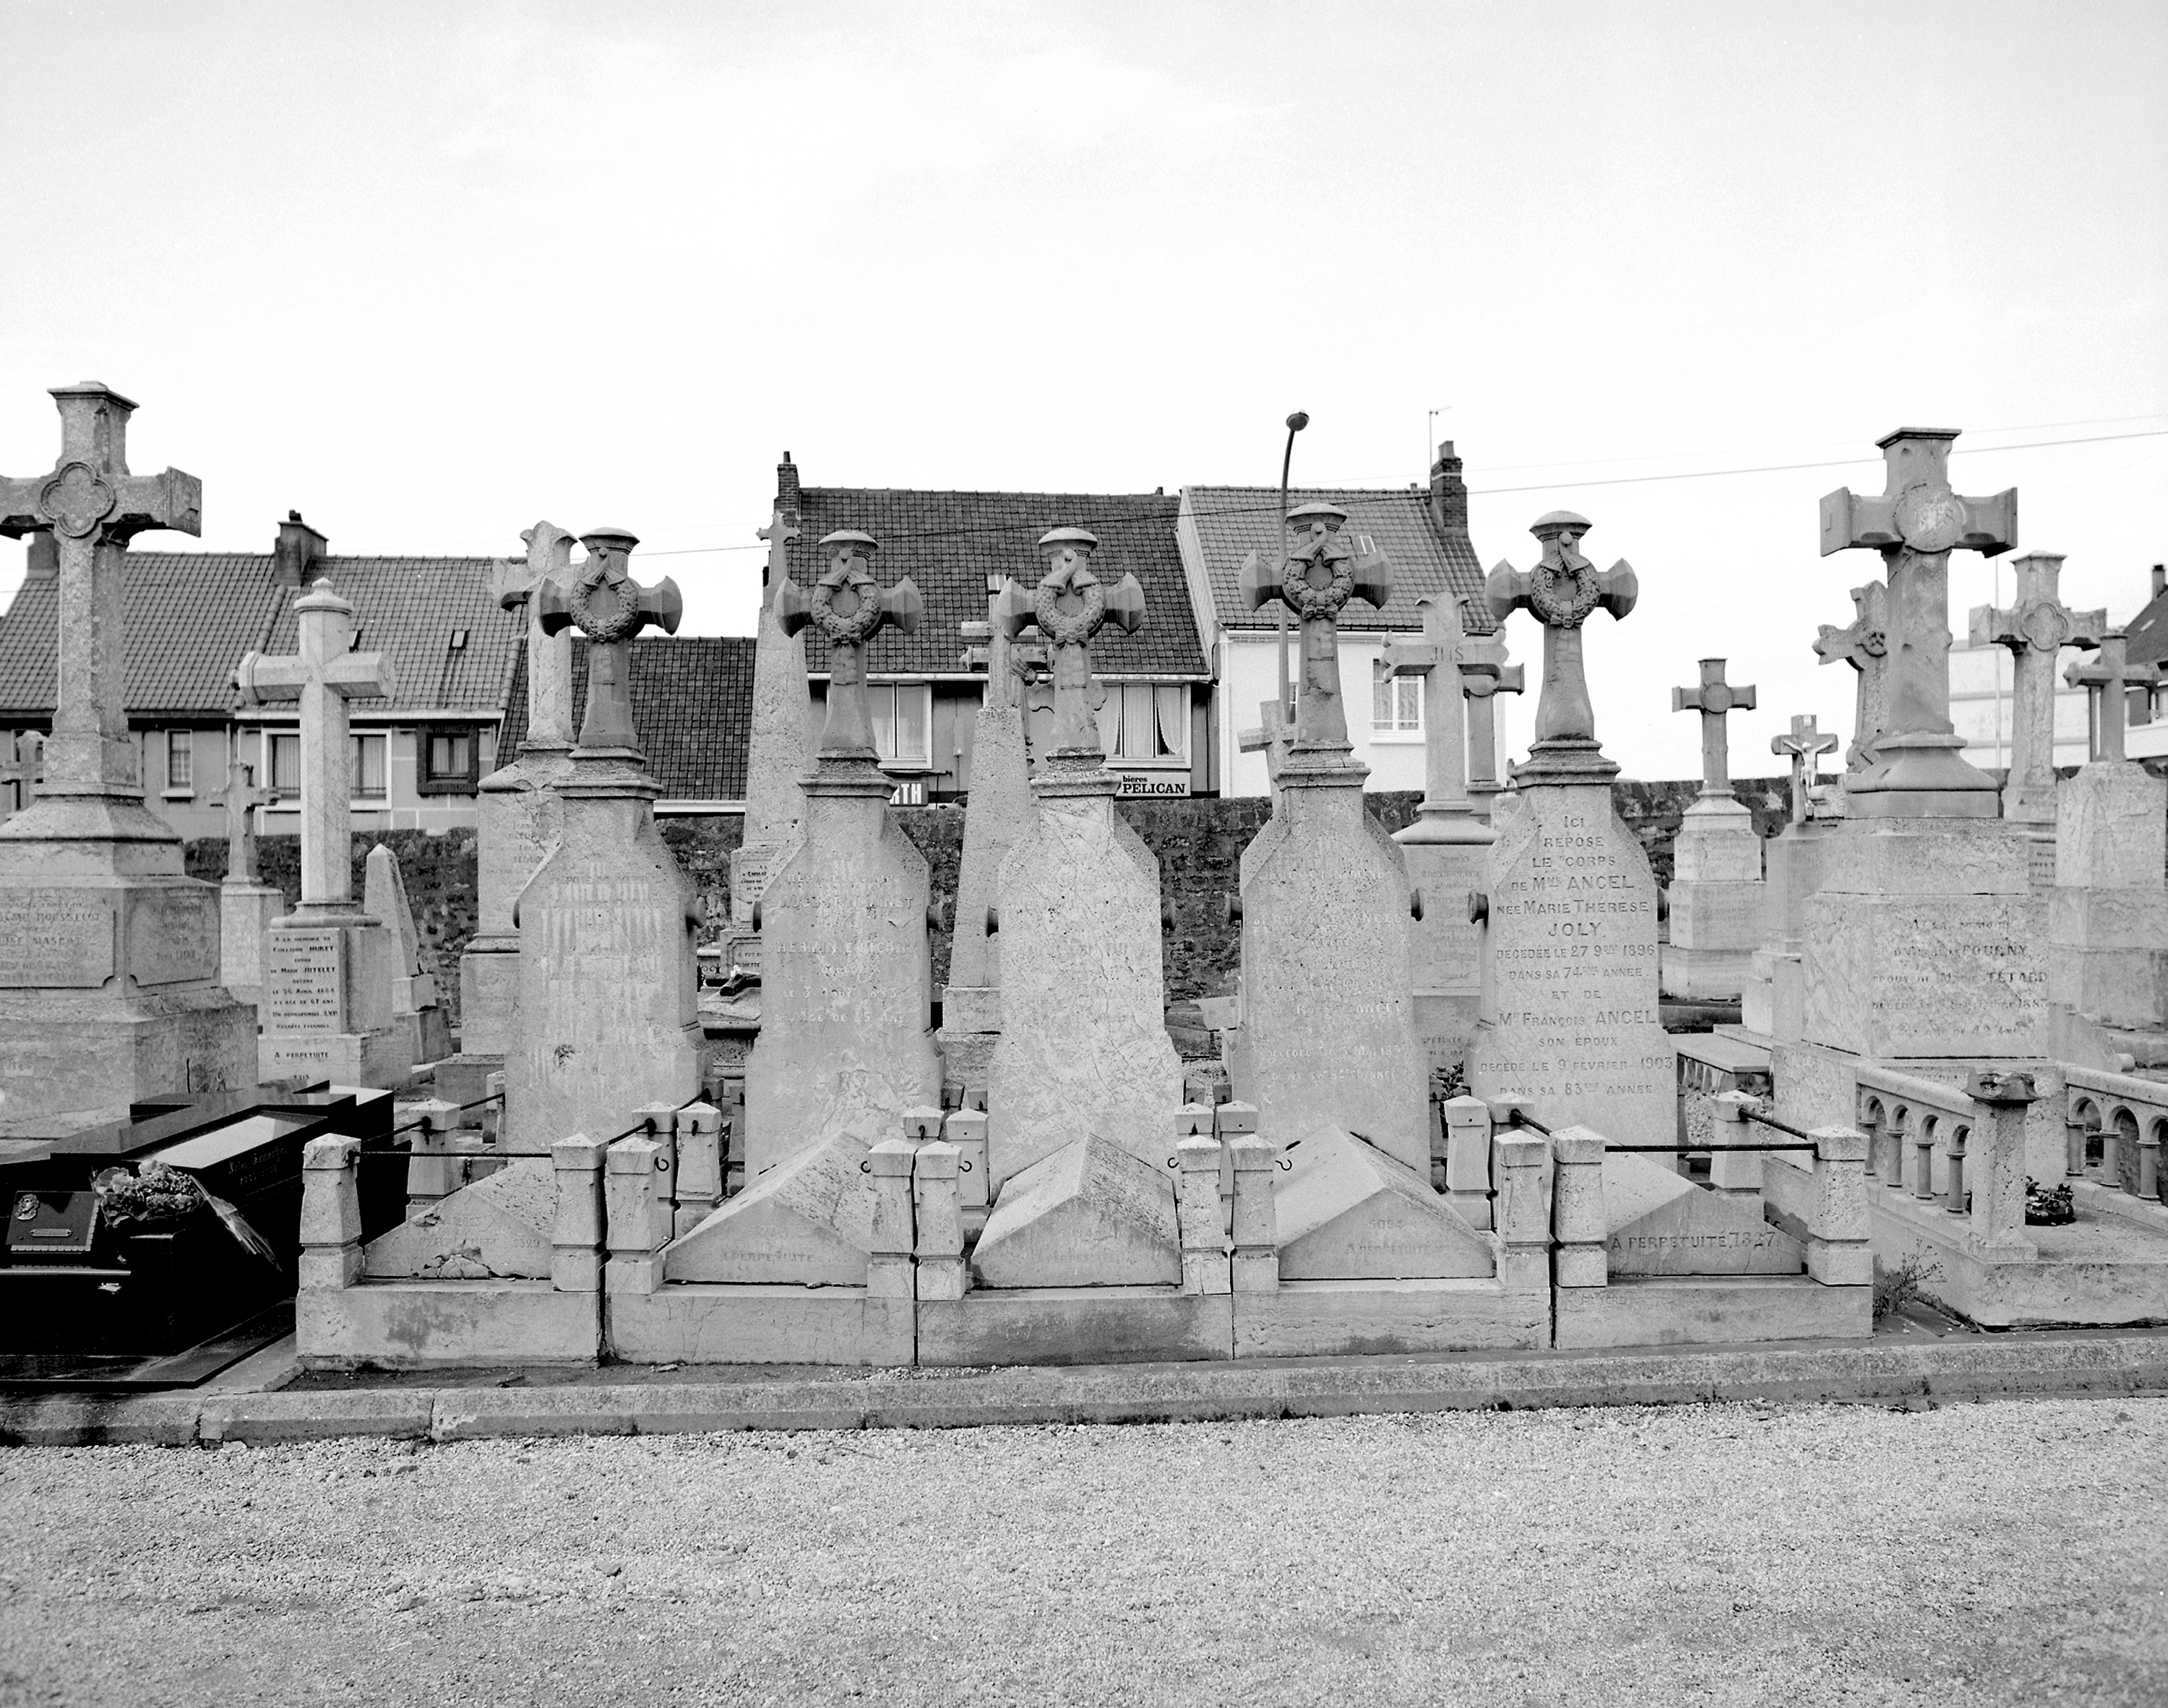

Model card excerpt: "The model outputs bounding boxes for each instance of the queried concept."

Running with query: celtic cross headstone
[1240,503,1391,754]
[1820,428,2016,814]
[992,527,1143,769]
[780,530,924,765]
[1672,659,1756,802]
[1969,551,2105,822]
[1813,580,1890,774]
[536,530,683,754]
[1483,510,1638,783]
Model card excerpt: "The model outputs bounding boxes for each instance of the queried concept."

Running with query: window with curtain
[420,728,478,793]
[869,683,933,767]
[1100,683,1188,762]
[165,730,192,790]
[1372,660,1421,734]
[270,733,301,793]
[350,733,387,799]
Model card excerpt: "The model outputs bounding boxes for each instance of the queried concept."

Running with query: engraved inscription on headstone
[126,889,219,988]
[265,928,345,1037]
[0,891,118,988]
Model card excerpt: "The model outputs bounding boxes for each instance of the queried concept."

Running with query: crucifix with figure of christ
[1820,428,2016,813]
[1770,715,1839,825]
[0,383,202,803]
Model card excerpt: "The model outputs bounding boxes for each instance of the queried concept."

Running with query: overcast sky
[4,1,2163,778]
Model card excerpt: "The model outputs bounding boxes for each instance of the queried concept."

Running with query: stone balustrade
[1853,1065,2035,1254]
[2064,1066,2168,1207]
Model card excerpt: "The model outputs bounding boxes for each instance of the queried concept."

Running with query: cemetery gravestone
[1385,594,1492,1073]
[1742,715,1841,1041]
[504,529,701,1151]
[1969,551,2104,827]
[1458,629,1523,820]
[1814,580,1890,775]
[364,842,450,1066]
[453,521,577,1090]
[237,582,411,1089]
[1466,511,1674,1148]
[1659,657,1763,1003]
[205,754,283,1012]
[1231,504,1429,1171]
[0,383,254,1131]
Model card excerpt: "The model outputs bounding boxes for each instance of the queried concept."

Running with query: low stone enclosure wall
[183,777,1794,1030]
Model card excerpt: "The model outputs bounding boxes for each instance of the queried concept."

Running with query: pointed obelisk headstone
[238,581,413,1088]
[736,531,941,1180]
[205,753,283,1012]
[453,521,577,1092]
[504,528,701,1149]
[1384,594,1492,1072]
[364,843,449,1066]
[0,384,254,1131]
[1466,511,1673,1147]
[1229,504,1429,1170]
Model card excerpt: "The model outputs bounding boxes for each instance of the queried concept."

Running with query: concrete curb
[6,1332,2166,1447]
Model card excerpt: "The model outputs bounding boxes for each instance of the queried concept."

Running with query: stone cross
[1239,503,1391,750]
[1812,580,1890,772]
[536,530,684,753]
[779,530,925,759]
[1770,715,1839,825]
[0,730,41,815]
[0,383,202,798]
[1820,428,2017,809]
[1456,614,1524,797]
[1969,551,2106,823]
[491,522,578,752]
[205,753,277,884]
[1484,511,1638,781]
[236,584,397,911]
[1671,658,1757,800]
[1383,593,1476,823]
[757,506,800,613]
[2065,631,2160,766]
[993,528,1143,764]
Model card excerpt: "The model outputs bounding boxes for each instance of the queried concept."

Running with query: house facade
[0,513,522,836]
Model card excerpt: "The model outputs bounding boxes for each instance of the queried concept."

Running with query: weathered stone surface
[1602,1152,1803,1275]
[258,912,411,1090]
[972,1134,1182,1290]
[1399,839,1487,1074]
[364,843,449,1065]
[986,788,1182,1186]
[1815,819,2031,897]
[1466,782,1674,1147]
[1671,801,1763,886]
[2057,760,2166,892]
[363,1157,554,1280]
[218,881,284,1011]
[663,1131,874,1286]
[744,790,940,1177]
[1234,779,1429,1170]
[1669,881,1765,952]
[939,678,1032,1093]
[1274,1126,1493,1281]
[460,746,569,1056]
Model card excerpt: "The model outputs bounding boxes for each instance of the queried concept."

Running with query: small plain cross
[205,753,278,884]
[1484,511,1638,783]
[0,383,202,799]
[0,730,42,816]
[1820,428,2017,812]
[2065,630,2161,767]
[780,530,925,762]
[236,584,397,913]
[757,506,801,614]
[1812,580,1890,773]
[1239,503,1391,753]
[1456,613,1524,806]
[536,530,684,754]
[1383,593,1484,839]
[1969,551,2107,823]
[992,528,1144,768]
[491,522,579,752]
[1770,715,1839,825]
[1672,658,1757,801]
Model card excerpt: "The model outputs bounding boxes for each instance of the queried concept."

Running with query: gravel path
[2,1397,2164,1707]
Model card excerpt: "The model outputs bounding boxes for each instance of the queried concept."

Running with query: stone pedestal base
[1659,943,1755,1003]
[218,880,286,1012]
[261,1024,410,1090]
[257,910,413,1092]
[456,936,520,1059]
[1397,837,1487,1074]
[0,988,257,1136]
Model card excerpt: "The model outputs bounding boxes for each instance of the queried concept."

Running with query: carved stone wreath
[1034,569,1106,647]
[1526,563,1601,629]
[812,565,887,646]
[1279,549,1354,620]
[569,566,645,644]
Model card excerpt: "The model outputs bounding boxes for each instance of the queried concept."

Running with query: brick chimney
[272,510,329,586]
[1428,440,1468,535]
[2152,561,2164,602]
[22,530,57,583]
[777,452,800,510]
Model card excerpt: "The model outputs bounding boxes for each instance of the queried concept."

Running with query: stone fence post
[1552,1126,1607,1289]
[1708,1090,1763,1197]
[1805,1124,1872,1284]
[1442,1094,1492,1228]
[1492,1134,1550,1294]
[1966,1069,2042,1257]
[914,1139,967,1300]
[866,1136,917,1301]
[945,1107,990,1213]
[1229,1130,1279,1293]
[605,1125,674,1295]
[403,1097,463,1215]
[674,1101,723,1237]
[298,1135,363,1291]
[551,1134,607,1293]
[1176,1104,1229,1296]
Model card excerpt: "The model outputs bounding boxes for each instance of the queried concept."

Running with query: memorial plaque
[728,846,771,927]
[1467,783,1675,1147]
[265,927,346,1036]
[1803,893,2049,1058]
[0,889,119,988]
[127,887,220,987]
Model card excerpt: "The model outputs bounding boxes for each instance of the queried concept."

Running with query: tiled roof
[2125,585,2168,668]
[1181,486,1492,635]
[0,552,522,723]
[0,555,285,720]
[499,636,755,802]
[254,558,522,717]
[785,488,1208,678]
